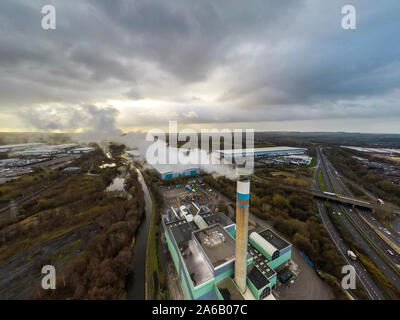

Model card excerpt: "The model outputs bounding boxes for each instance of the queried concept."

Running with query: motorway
[315,199,384,299]
[252,173,400,216]
[358,208,400,249]
[317,146,400,294]
[319,148,400,266]
[337,173,400,248]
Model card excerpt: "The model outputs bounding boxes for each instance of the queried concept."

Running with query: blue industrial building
[162,204,292,300]
[150,163,200,180]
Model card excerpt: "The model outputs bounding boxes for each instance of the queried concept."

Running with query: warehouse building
[125,150,141,158]
[162,204,292,300]
[150,163,200,180]
[286,155,312,165]
[218,146,307,158]
[0,143,45,152]
[67,147,95,154]
[14,144,79,156]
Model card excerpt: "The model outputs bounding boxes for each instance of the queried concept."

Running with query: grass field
[317,169,326,191]
[301,156,317,168]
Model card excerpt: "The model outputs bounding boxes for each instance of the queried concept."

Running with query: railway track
[0,177,66,216]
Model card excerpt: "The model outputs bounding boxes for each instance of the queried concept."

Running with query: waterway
[126,168,153,300]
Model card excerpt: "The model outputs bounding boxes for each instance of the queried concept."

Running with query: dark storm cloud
[0,0,400,131]
[17,104,121,134]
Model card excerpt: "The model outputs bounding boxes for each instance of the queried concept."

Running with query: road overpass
[302,189,400,215]
[310,190,372,209]
[251,175,400,215]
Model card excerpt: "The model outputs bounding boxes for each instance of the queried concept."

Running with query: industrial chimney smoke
[234,177,250,293]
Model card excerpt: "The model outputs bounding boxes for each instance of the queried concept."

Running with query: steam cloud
[18,104,122,141]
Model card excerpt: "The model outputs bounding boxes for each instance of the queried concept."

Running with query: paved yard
[250,213,334,300]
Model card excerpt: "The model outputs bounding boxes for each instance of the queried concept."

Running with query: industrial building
[67,147,95,154]
[218,146,307,158]
[0,143,46,152]
[286,155,312,165]
[125,150,141,158]
[61,166,81,173]
[150,163,200,180]
[145,147,201,180]
[14,144,79,156]
[162,179,292,300]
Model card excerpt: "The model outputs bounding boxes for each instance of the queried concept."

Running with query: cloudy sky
[0,0,400,133]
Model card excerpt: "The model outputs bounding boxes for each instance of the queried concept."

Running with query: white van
[347,250,357,261]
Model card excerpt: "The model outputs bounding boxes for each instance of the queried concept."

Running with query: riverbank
[126,168,153,300]
[144,182,156,300]
[143,170,168,300]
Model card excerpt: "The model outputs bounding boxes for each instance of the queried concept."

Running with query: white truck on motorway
[347,250,357,261]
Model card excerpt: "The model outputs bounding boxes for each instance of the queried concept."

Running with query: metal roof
[247,242,276,279]
[218,146,306,155]
[247,266,270,290]
[258,229,290,251]
[169,220,198,246]
[201,212,235,228]
[150,162,200,175]
[192,224,235,269]
[250,232,279,258]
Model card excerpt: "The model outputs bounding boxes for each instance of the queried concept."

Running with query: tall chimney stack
[234,177,250,293]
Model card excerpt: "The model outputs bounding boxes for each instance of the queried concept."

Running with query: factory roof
[249,232,279,259]
[188,204,211,216]
[0,143,45,149]
[218,146,306,156]
[50,144,78,149]
[248,242,276,279]
[287,154,311,159]
[166,219,215,286]
[216,277,244,300]
[14,143,80,155]
[0,158,20,163]
[61,167,81,172]
[150,162,200,175]
[247,266,270,290]
[258,229,290,251]
[70,147,94,151]
[168,219,199,246]
[201,212,235,228]
[125,150,141,157]
[148,147,201,175]
[192,224,235,269]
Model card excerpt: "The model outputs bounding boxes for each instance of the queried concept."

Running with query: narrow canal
[126,168,153,300]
